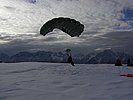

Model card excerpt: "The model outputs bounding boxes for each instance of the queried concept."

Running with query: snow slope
[0,62,133,100]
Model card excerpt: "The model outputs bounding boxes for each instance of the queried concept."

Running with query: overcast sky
[0,0,133,55]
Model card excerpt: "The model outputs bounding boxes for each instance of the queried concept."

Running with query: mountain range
[0,50,132,64]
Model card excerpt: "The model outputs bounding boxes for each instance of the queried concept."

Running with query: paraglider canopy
[40,17,84,37]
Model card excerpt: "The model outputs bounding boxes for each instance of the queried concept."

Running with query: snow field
[0,62,133,100]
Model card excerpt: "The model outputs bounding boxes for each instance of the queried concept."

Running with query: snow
[0,62,133,100]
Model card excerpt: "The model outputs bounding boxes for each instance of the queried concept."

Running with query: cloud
[0,0,133,54]
[1,30,132,55]
[0,0,132,36]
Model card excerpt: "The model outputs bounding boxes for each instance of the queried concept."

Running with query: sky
[0,0,133,55]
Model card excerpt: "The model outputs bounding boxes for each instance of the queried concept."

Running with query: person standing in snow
[115,57,123,66]
[65,49,75,66]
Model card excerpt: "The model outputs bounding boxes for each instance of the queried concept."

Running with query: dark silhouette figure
[67,56,74,66]
[127,58,130,66]
[127,58,133,66]
[65,49,75,66]
[0,60,2,63]
[115,58,122,66]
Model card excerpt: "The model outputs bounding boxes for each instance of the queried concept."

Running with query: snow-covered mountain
[9,51,66,63]
[0,52,9,62]
[0,50,132,64]
[88,50,117,64]
[85,50,131,64]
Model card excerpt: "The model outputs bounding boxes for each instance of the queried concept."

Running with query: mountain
[88,50,117,64]
[84,50,131,64]
[51,52,66,63]
[9,51,66,63]
[115,51,131,64]
[76,53,96,64]
[73,53,85,64]
[32,51,53,62]
[0,50,132,64]
[10,51,33,62]
[10,51,53,62]
[0,52,9,62]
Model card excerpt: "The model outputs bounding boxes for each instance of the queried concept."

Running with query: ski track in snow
[0,62,133,100]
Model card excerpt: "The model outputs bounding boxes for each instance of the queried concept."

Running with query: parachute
[40,17,84,37]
